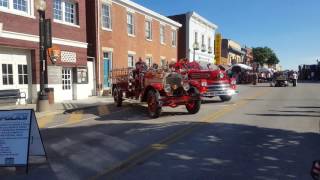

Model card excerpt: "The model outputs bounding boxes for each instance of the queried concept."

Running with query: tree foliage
[252,47,280,66]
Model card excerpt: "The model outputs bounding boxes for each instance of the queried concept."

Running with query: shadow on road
[270,110,319,113]
[247,113,320,117]
[285,106,320,109]
[1,123,319,180]
[113,123,320,180]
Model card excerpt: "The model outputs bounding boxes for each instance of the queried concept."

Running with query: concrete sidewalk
[0,96,114,118]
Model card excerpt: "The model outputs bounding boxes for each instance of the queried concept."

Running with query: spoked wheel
[147,90,161,118]
[186,87,201,114]
[113,88,123,107]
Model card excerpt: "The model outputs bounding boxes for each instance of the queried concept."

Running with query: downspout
[87,56,96,96]
[96,0,101,95]
[186,13,190,60]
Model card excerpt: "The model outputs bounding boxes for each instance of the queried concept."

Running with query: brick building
[0,0,93,103]
[221,39,245,65]
[242,47,253,65]
[86,0,181,93]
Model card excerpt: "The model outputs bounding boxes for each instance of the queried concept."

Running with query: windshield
[187,61,219,70]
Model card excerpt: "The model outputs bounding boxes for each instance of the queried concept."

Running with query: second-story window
[127,12,135,35]
[53,0,78,25]
[53,0,62,20]
[145,20,152,40]
[194,32,198,43]
[65,2,75,23]
[0,0,8,8]
[171,30,177,47]
[102,3,111,30]
[13,0,27,12]
[160,25,165,44]
[208,37,211,47]
[201,34,205,46]
[0,0,32,15]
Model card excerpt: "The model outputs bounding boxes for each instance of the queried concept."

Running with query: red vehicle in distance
[175,60,238,102]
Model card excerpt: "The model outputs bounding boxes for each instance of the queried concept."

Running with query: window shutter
[76,3,80,25]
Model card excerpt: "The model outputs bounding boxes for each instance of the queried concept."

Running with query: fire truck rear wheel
[147,90,161,118]
[113,88,123,107]
[186,87,201,114]
[220,95,232,102]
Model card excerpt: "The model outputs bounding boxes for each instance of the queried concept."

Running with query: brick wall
[99,2,178,69]
[0,0,88,84]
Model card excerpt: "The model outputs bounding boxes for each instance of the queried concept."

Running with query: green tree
[267,53,279,65]
[252,47,280,66]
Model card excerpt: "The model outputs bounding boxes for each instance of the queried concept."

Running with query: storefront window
[18,64,28,85]
[2,64,13,85]
[73,67,88,84]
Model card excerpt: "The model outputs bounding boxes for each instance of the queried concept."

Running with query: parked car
[175,60,238,102]
[111,61,207,118]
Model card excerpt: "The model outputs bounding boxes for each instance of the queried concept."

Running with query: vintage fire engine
[110,61,207,118]
[176,60,237,102]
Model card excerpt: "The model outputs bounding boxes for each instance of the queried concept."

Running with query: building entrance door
[103,52,112,89]
[62,68,73,100]
[0,47,31,103]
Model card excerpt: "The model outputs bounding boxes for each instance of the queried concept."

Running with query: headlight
[201,81,207,87]
[217,73,224,79]
[164,84,171,92]
[182,82,190,91]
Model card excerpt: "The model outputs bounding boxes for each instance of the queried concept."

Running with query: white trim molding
[128,50,136,55]
[102,47,114,52]
[102,0,112,4]
[187,11,218,30]
[53,19,81,28]
[145,15,152,21]
[0,30,88,48]
[126,7,135,13]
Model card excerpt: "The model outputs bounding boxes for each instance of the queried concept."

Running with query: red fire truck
[111,61,207,118]
[175,60,238,102]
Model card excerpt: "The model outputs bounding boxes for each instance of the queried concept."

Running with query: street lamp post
[35,0,49,112]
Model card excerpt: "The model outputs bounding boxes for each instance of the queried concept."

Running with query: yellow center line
[38,114,55,128]
[89,89,270,180]
[66,110,84,125]
[97,105,110,116]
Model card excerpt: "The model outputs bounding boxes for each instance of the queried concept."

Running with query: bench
[0,89,26,105]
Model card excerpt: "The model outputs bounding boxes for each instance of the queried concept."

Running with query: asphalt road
[1,82,320,180]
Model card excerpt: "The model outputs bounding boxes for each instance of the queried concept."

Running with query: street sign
[0,109,46,172]
[215,33,222,65]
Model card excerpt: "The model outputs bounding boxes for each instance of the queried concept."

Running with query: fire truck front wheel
[147,90,162,118]
[186,87,201,114]
[113,88,123,107]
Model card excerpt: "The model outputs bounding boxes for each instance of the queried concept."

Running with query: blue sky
[133,0,320,70]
